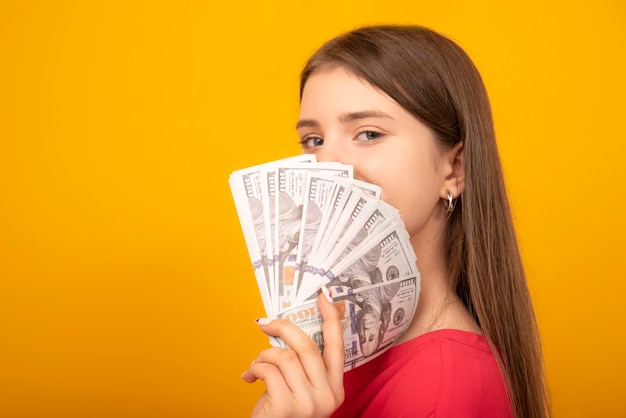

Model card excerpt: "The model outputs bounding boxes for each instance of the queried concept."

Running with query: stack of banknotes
[229,155,420,370]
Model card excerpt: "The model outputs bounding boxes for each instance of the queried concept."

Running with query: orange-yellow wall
[1,1,624,417]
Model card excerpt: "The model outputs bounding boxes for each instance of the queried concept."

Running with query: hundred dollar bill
[293,172,345,298]
[306,178,381,273]
[313,189,379,268]
[274,163,352,313]
[229,169,273,311]
[297,221,418,303]
[229,155,316,315]
[322,198,405,273]
[292,174,379,296]
[306,178,350,267]
[277,275,419,371]
[332,224,417,285]
[259,167,277,301]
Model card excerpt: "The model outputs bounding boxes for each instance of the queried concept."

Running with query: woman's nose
[315,138,351,165]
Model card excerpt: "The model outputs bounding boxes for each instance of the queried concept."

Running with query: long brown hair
[300,25,550,418]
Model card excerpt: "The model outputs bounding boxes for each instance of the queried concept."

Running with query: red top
[332,329,513,418]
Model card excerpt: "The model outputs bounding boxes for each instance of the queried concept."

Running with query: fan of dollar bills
[229,155,420,370]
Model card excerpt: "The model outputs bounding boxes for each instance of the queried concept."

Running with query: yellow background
[1,1,624,417]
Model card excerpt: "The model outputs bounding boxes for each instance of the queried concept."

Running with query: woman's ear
[440,142,465,199]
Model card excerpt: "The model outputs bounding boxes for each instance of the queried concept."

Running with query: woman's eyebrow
[339,110,394,122]
[296,110,394,130]
[295,119,319,129]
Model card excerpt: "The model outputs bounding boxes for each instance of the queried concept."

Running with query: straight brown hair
[300,25,551,418]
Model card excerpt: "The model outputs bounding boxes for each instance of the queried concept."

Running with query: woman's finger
[243,361,295,418]
[251,346,313,396]
[317,288,345,399]
[241,361,291,399]
[256,289,345,393]
[256,319,328,386]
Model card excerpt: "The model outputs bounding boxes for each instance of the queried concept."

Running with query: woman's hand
[241,289,345,418]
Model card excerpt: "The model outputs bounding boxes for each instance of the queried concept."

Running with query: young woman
[241,25,551,418]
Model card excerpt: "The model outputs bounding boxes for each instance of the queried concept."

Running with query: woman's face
[297,67,456,243]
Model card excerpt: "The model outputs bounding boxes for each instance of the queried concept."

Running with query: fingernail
[255,317,272,325]
[321,285,333,303]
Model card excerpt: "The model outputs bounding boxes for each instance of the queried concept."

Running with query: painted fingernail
[321,285,333,303]
[255,317,272,325]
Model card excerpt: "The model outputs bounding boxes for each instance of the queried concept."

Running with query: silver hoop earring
[444,190,455,214]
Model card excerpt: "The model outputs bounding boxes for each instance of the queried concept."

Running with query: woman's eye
[301,136,324,148]
[356,131,382,142]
